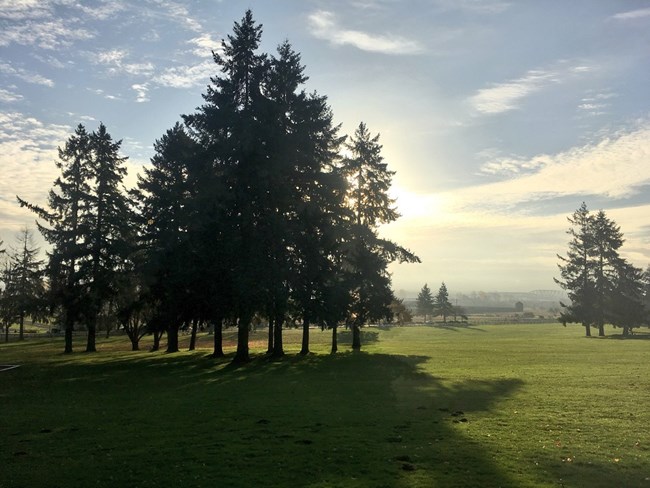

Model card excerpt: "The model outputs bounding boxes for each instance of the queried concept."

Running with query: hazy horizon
[2,1,649,293]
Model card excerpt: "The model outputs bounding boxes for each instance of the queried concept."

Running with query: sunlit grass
[1,324,649,487]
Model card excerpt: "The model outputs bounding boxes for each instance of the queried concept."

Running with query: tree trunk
[584,324,591,337]
[266,316,274,354]
[598,324,605,337]
[331,325,338,354]
[352,324,361,350]
[131,340,140,351]
[188,318,199,351]
[19,312,24,341]
[272,313,284,358]
[86,323,97,352]
[212,317,224,358]
[64,315,73,353]
[167,324,179,353]
[300,317,310,355]
[151,330,162,352]
[4,321,9,344]
[233,315,250,363]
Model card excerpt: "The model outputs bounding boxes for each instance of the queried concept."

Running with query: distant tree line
[415,282,464,323]
[556,203,650,337]
[10,10,419,359]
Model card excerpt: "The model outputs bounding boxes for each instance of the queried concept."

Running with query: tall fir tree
[416,283,434,323]
[555,203,597,336]
[133,123,199,353]
[83,123,133,352]
[18,124,94,353]
[435,282,453,323]
[340,122,419,350]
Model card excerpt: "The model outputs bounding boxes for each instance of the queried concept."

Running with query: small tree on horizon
[416,283,434,323]
[435,282,453,323]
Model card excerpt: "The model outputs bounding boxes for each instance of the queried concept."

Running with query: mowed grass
[1,324,649,488]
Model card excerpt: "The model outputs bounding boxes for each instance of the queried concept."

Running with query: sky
[1,0,649,297]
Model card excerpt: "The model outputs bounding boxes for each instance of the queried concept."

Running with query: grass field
[1,324,649,487]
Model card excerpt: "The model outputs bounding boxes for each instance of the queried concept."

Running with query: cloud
[188,33,222,58]
[0,112,146,236]
[95,49,155,76]
[76,1,126,20]
[0,112,71,231]
[308,10,423,55]
[472,124,650,204]
[131,83,150,103]
[0,18,93,49]
[611,8,650,20]
[0,61,54,86]
[156,60,215,88]
[469,69,559,114]
[87,88,121,100]
[147,0,203,32]
[0,88,23,102]
[0,0,52,20]
[383,125,650,292]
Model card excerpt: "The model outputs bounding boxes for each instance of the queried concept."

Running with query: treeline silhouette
[12,10,419,360]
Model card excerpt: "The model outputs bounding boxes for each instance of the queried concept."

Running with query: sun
[390,186,444,221]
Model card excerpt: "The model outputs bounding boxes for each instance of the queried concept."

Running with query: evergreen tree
[340,122,419,350]
[556,203,644,337]
[416,283,434,323]
[133,123,200,353]
[8,229,45,340]
[608,259,645,336]
[435,282,453,323]
[184,9,269,363]
[555,203,597,336]
[82,123,133,352]
[18,124,94,353]
[591,210,624,337]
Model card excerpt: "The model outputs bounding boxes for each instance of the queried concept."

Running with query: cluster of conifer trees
[12,11,419,360]
[556,203,650,337]
[415,282,460,323]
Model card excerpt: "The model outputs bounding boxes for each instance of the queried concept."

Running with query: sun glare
[390,187,444,221]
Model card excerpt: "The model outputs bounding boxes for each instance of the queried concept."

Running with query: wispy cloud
[0,111,70,230]
[95,49,155,76]
[611,8,650,20]
[188,33,222,58]
[308,10,423,55]
[87,88,121,101]
[0,18,93,49]
[146,0,203,32]
[76,1,126,20]
[469,63,595,115]
[576,91,617,117]
[0,88,23,102]
[131,83,150,103]
[0,0,52,21]
[469,69,559,114]
[0,61,54,86]
[156,60,214,88]
[475,124,650,201]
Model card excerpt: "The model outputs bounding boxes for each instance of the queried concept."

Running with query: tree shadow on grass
[8,350,529,488]
[600,332,650,340]
[336,328,380,345]
[435,322,487,333]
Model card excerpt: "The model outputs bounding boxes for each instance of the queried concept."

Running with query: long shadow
[3,349,526,487]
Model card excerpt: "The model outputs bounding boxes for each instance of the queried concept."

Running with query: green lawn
[1,324,649,487]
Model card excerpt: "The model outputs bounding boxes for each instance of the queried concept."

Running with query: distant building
[515,301,524,312]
